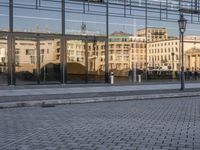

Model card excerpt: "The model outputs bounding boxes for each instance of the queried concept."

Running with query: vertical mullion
[12,35,15,85]
[145,0,148,80]
[166,0,168,19]
[61,0,66,84]
[9,0,13,33]
[8,0,14,85]
[61,37,66,84]
[36,0,38,9]
[105,1,109,83]
[37,37,40,84]
[85,39,88,83]
[62,0,65,35]
[8,34,14,85]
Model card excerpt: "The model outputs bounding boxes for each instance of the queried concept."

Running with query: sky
[1,0,200,36]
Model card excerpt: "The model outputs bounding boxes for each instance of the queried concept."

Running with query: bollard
[138,75,141,83]
[110,72,114,84]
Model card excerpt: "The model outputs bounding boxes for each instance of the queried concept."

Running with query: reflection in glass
[0,4,9,31]
[40,39,61,83]
[108,18,145,83]
[0,36,8,85]
[87,40,105,82]
[15,38,37,84]
[13,0,61,33]
[66,13,106,36]
[66,40,86,83]
[66,38,105,83]
[146,20,179,80]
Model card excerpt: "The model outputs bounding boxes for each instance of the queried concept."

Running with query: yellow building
[2,28,200,82]
[184,36,200,71]
[137,27,168,42]
[147,38,180,71]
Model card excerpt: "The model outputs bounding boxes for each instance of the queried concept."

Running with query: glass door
[0,35,8,85]
[15,36,37,85]
[40,37,61,84]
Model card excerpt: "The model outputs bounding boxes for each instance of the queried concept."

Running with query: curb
[0,92,200,109]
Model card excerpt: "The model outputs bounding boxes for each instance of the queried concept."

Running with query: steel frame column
[61,0,66,84]
[7,34,14,85]
[180,31,185,90]
[8,0,14,85]
[85,38,88,83]
[145,0,148,81]
[36,36,40,84]
[105,0,109,83]
[9,0,13,33]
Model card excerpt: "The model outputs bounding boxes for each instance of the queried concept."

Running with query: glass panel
[0,35,8,85]
[40,38,61,83]
[65,4,106,36]
[109,17,145,83]
[0,0,9,31]
[88,39,105,82]
[147,19,179,81]
[15,37,37,84]
[13,0,61,33]
[66,39,86,83]
[184,23,200,81]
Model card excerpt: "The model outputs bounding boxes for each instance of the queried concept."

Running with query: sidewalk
[0,82,200,108]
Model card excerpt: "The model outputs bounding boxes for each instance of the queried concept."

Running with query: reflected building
[147,38,180,71]
[1,28,200,84]
[0,39,7,73]
[137,27,168,42]
[184,36,200,71]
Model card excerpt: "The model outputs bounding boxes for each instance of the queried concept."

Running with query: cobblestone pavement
[0,97,200,150]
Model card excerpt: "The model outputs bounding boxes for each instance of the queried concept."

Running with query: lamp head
[178,14,187,33]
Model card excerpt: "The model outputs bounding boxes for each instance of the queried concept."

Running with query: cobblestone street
[1,97,200,150]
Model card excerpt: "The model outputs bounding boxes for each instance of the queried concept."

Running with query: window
[26,49,34,55]
[30,56,36,64]
[41,49,44,54]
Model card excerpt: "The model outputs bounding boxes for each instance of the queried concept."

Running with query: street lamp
[178,13,187,90]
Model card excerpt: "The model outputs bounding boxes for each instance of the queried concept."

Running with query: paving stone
[0,97,200,149]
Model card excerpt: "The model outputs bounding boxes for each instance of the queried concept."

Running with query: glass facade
[1,0,200,85]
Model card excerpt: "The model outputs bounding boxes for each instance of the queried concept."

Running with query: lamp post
[178,13,187,90]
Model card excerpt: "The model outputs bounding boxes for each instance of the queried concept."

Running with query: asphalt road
[0,97,200,150]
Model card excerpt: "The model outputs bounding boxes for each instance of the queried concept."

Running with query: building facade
[1,0,200,85]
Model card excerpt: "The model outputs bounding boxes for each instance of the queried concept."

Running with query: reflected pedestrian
[195,70,198,80]
[128,69,132,82]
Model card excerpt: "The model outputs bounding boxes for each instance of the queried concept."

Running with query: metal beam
[179,8,200,14]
